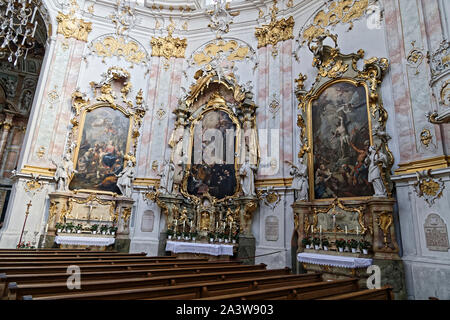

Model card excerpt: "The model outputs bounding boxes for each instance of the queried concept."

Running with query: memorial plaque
[141,210,155,232]
[265,216,279,241]
[424,213,449,252]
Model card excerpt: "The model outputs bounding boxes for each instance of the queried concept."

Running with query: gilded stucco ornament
[299,0,374,45]
[420,128,433,147]
[254,0,294,55]
[377,211,393,249]
[87,35,148,67]
[413,170,445,207]
[427,109,450,124]
[429,39,450,83]
[109,0,138,37]
[150,18,187,70]
[406,41,426,75]
[56,1,92,42]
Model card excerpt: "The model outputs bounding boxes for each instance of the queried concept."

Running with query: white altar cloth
[165,241,234,256]
[55,235,115,247]
[297,252,372,269]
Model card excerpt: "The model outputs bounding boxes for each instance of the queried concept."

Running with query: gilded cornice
[394,156,450,175]
[91,36,147,65]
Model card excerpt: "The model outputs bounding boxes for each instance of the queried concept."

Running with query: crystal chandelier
[0,0,39,66]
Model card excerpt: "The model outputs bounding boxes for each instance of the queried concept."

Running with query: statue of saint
[158,160,175,194]
[116,160,135,198]
[200,211,210,231]
[289,158,309,201]
[239,158,257,196]
[52,154,76,192]
[366,146,388,197]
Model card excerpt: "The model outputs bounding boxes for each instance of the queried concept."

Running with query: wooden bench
[196,278,360,300]
[0,263,267,297]
[0,252,146,258]
[0,260,240,274]
[0,257,208,267]
[319,286,394,300]
[22,273,323,300]
[8,268,298,300]
[0,253,149,260]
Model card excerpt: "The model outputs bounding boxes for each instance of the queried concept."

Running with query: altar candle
[357,226,359,235]
[190,220,193,228]
[175,219,177,226]
[45,223,48,233]
[345,226,348,234]
[216,222,218,229]
[320,225,322,234]
[183,220,186,227]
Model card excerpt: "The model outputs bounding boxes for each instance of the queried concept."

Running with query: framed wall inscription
[69,104,132,194]
[308,79,373,200]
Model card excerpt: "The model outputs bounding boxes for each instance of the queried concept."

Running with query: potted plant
[65,222,74,233]
[190,231,198,241]
[109,226,118,236]
[176,231,182,240]
[100,224,109,235]
[217,232,224,243]
[322,238,330,251]
[359,240,371,255]
[208,232,215,243]
[75,224,83,234]
[312,237,321,250]
[349,239,359,253]
[335,239,346,252]
[90,224,99,234]
[167,229,174,240]
[302,237,311,249]
[55,223,63,233]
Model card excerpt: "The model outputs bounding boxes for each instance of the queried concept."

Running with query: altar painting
[69,106,131,194]
[187,110,238,200]
[311,81,372,199]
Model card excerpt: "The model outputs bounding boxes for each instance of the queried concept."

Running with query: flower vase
[177,236,181,240]
[57,229,62,233]
[168,235,172,240]
[218,238,223,243]
[314,245,320,250]
[351,248,357,253]
[232,239,236,244]
[111,232,115,236]
[92,231,97,235]
[363,249,368,255]
[210,238,214,243]
[338,247,344,252]
[323,246,328,251]
[77,230,81,234]
[192,237,196,242]
[305,244,310,249]
[225,239,229,244]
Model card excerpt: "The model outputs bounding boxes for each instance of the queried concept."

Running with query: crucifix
[84,201,98,223]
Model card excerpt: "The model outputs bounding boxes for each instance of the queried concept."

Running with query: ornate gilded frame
[295,39,393,201]
[306,78,374,201]
[180,93,242,204]
[66,67,146,195]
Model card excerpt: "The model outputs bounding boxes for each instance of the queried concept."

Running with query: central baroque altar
[147,66,260,264]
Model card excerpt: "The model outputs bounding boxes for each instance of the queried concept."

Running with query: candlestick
[345,226,347,234]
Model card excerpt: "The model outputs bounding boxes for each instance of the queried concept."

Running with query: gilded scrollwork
[56,1,92,42]
[377,211,393,249]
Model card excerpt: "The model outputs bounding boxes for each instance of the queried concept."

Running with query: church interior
[0,0,448,301]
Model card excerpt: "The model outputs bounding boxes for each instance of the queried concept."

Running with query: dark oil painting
[312,81,373,199]
[69,107,130,193]
[187,110,237,200]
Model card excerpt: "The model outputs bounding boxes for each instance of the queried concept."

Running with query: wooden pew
[0,260,240,274]
[319,286,394,300]
[0,252,145,257]
[0,257,208,267]
[196,278,360,300]
[8,268,297,300]
[0,263,267,297]
[22,273,324,300]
